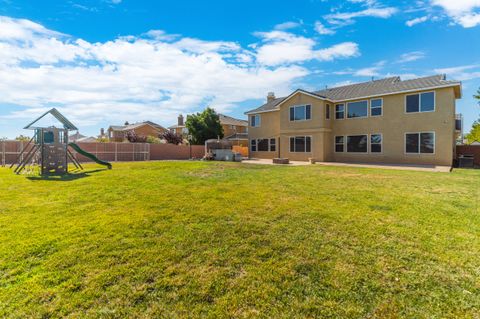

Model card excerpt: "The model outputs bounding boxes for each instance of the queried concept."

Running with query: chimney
[267,92,275,103]
[178,114,184,126]
[100,128,105,136]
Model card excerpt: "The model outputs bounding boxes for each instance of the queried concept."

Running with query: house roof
[168,114,247,129]
[219,114,248,126]
[245,75,462,114]
[109,121,166,132]
[24,108,78,131]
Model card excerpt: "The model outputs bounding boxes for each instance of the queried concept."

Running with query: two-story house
[169,114,249,146]
[245,75,462,166]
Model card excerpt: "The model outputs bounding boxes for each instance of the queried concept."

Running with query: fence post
[1,140,4,167]
[115,143,118,162]
[19,141,24,163]
[147,143,150,161]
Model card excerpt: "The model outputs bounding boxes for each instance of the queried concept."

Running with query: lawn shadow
[27,169,107,182]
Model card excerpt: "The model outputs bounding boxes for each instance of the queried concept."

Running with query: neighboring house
[169,114,248,146]
[69,132,86,142]
[245,75,462,166]
[108,121,167,142]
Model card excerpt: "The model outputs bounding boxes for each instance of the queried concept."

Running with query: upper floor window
[326,104,330,120]
[347,101,368,118]
[370,99,383,116]
[289,105,311,121]
[406,92,435,113]
[335,104,345,119]
[250,114,261,127]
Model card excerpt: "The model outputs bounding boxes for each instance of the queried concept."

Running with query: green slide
[68,143,112,169]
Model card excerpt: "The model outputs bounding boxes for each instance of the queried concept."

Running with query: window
[257,139,269,151]
[250,114,261,127]
[326,104,330,120]
[335,136,344,153]
[269,138,276,152]
[370,99,383,116]
[335,104,345,119]
[405,132,435,154]
[290,136,311,152]
[289,105,311,121]
[347,101,368,118]
[406,92,435,113]
[370,134,382,153]
[347,135,368,153]
[251,139,257,152]
[43,131,54,144]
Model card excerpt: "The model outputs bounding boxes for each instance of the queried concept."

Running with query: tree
[185,107,224,145]
[465,88,480,144]
[160,131,183,145]
[125,130,147,143]
[15,135,30,142]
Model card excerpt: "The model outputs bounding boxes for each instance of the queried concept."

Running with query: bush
[161,131,183,145]
[125,130,147,143]
[146,136,162,144]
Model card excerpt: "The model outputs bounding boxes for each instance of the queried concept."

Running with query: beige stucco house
[245,75,462,166]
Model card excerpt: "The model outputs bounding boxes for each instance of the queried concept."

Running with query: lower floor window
[370,134,382,153]
[335,136,344,152]
[251,138,276,152]
[347,135,368,153]
[251,139,256,152]
[269,138,276,152]
[290,136,311,152]
[258,139,269,152]
[405,132,434,154]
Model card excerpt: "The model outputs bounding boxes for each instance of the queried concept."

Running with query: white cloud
[397,51,426,63]
[274,21,301,30]
[253,31,359,66]
[431,0,480,27]
[324,7,398,26]
[434,64,480,80]
[0,16,360,128]
[333,60,385,77]
[314,21,335,35]
[406,16,429,26]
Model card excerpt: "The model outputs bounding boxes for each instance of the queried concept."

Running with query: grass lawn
[0,161,479,318]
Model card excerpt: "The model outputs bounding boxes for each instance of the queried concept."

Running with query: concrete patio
[242,158,452,172]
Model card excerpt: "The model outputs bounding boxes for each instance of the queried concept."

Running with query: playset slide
[68,143,112,169]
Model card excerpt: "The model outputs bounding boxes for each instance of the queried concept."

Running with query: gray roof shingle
[245,75,461,114]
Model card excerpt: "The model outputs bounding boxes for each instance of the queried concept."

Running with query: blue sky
[0,0,479,138]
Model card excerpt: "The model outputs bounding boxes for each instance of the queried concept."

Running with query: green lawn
[0,162,479,318]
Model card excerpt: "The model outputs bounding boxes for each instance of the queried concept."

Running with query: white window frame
[250,139,257,152]
[289,104,312,122]
[347,100,369,119]
[404,131,435,155]
[250,114,261,127]
[370,98,383,117]
[334,135,345,153]
[289,136,312,153]
[346,134,369,154]
[370,133,383,154]
[269,138,276,152]
[335,104,345,120]
[405,91,436,114]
